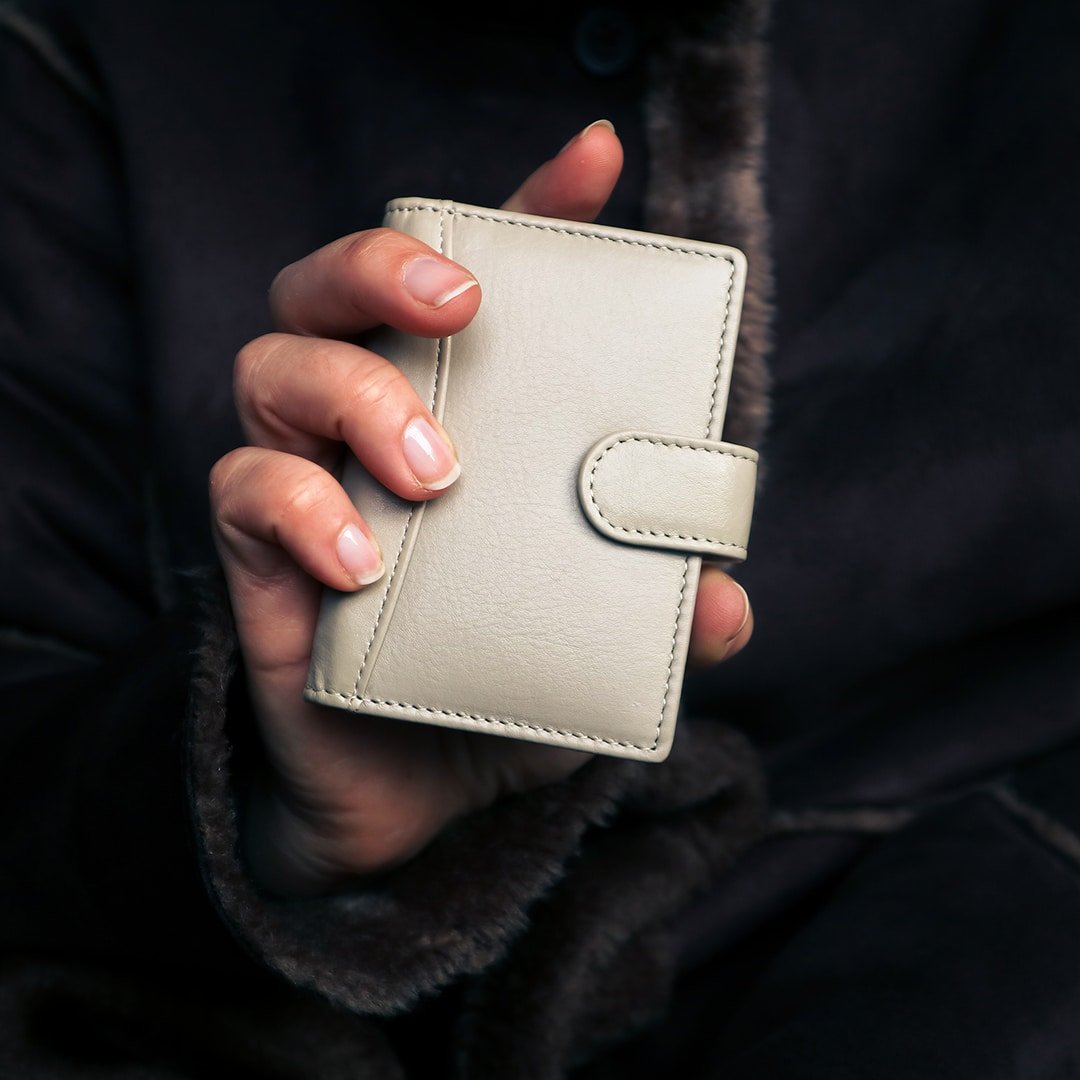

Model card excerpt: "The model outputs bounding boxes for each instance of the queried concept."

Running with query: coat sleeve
[0,9,768,1022]
[0,12,253,972]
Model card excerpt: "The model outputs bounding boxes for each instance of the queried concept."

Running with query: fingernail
[718,580,751,660]
[402,257,477,308]
[560,118,616,153]
[337,524,384,586]
[403,416,461,490]
[731,580,751,637]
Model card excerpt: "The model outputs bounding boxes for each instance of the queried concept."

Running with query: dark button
[573,8,639,77]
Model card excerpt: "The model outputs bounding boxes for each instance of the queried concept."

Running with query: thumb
[501,119,623,222]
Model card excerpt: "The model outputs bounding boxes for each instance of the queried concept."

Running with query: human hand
[209,121,754,897]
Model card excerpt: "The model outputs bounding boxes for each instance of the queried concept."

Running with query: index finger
[269,121,623,340]
[269,227,481,339]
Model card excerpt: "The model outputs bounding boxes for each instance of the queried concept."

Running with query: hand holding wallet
[305,198,758,762]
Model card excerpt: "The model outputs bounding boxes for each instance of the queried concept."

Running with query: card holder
[304,198,758,762]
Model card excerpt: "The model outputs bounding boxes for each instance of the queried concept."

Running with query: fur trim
[645,2,774,451]
[456,723,766,1079]
[188,576,765,1025]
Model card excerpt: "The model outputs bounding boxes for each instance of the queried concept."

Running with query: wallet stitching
[351,213,448,698]
[657,560,690,750]
[304,688,664,753]
[707,264,734,436]
[351,505,415,699]
[355,204,733,752]
[587,436,753,551]
[388,204,738,267]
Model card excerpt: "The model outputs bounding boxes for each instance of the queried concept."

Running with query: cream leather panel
[306,199,755,762]
[579,431,757,559]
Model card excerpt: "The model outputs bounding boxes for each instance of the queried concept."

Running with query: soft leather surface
[306,199,754,760]
[579,431,757,559]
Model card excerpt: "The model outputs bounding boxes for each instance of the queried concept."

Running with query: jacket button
[573,8,639,77]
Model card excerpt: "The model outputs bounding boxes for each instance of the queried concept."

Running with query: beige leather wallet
[304,198,758,762]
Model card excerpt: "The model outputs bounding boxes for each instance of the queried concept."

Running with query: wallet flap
[579,432,757,560]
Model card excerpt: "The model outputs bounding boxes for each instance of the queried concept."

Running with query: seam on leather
[344,203,732,752]
[350,504,416,699]
[586,436,753,550]
[303,688,664,753]
[350,207,448,698]
[656,559,690,749]
[388,203,737,268]
[705,271,734,437]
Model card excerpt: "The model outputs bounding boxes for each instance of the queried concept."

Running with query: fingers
[502,119,623,221]
[270,120,622,344]
[209,446,388,764]
[267,120,626,349]
[218,119,628,691]
[688,566,754,670]
[235,333,460,497]
[211,447,382,591]
[270,227,482,340]
[210,446,383,688]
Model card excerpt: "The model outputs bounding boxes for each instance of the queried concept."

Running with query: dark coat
[1,0,1079,1076]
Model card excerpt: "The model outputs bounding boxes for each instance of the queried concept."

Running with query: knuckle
[233,334,283,406]
[268,260,311,332]
[343,360,409,420]
[328,229,412,329]
[208,448,257,520]
[337,227,401,274]
[235,336,300,441]
[268,259,296,298]
[209,448,244,496]
[275,467,337,527]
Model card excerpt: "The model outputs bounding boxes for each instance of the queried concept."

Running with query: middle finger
[234,332,460,499]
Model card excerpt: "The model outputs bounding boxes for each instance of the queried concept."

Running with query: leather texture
[579,431,758,559]
[305,198,756,761]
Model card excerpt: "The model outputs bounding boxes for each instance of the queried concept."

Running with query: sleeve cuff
[187,572,768,1018]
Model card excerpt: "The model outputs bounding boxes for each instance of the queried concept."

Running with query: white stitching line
[587,436,753,550]
[705,279,733,435]
[656,560,690,749]
[349,211,447,697]
[350,505,415,699]
[387,204,738,266]
[334,204,736,751]
[303,688,663,752]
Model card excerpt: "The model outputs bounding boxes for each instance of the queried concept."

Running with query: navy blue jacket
[2,1,1079,1075]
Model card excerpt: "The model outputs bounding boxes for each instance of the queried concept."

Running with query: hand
[209,121,754,897]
